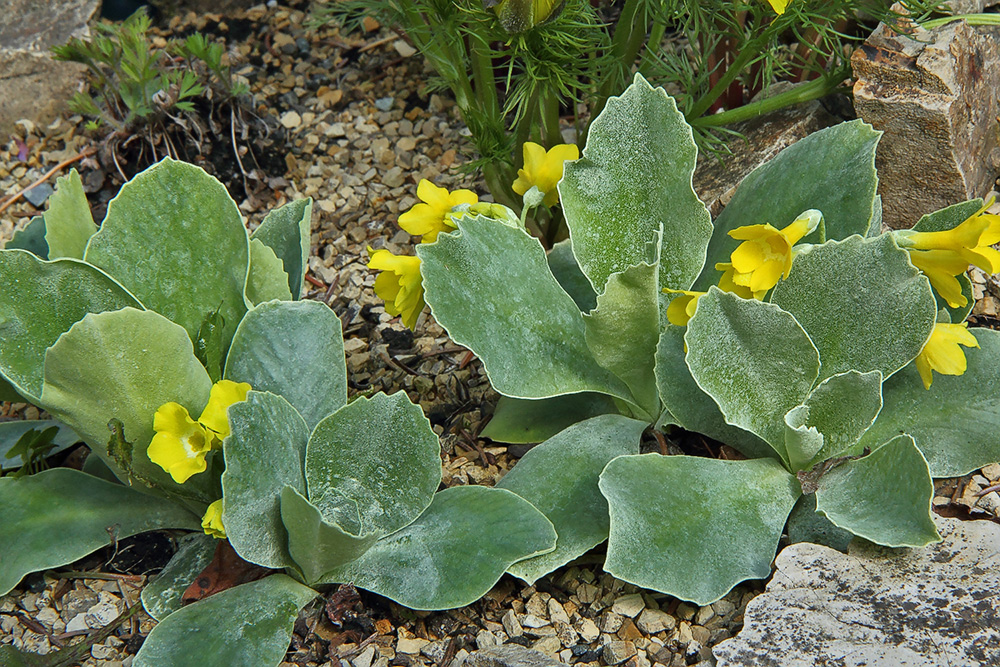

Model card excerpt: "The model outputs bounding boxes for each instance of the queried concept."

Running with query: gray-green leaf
[222,391,309,570]
[497,414,646,583]
[141,533,218,621]
[695,120,880,290]
[4,216,48,257]
[547,239,597,312]
[418,215,634,403]
[43,169,97,260]
[787,370,884,471]
[685,288,819,452]
[857,327,1000,476]
[815,435,940,548]
[133,575,317,667]
[560,73,712,293]
[305,392,441,535]
[600,454,800,605]
[246,239,292,305]
[583,244,662,418]
[771,234,937,383]
[654,326,774,460]
[279,486,380,584]
[39,308,214,496]
[84,158,249,350]
[0,250,141,400]
[0,468,199,596]
[480,394,617,444]
[251,198,312,299]
[225,300,347,430]
[317,486,557,610]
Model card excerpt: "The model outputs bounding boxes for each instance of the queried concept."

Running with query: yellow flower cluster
[367,181,478,331]
[513,142,580,208]
[148,380,250,484]
[370,141,579,331]
[663,212,819,326]
[895,202,1000,308]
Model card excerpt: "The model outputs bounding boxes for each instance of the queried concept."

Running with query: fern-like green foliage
[51,10,248,132]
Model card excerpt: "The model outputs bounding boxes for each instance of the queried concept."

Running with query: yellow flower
[896,203,1000,307]
[198,380,251,442]
[914,322,979,389]
[726,211,820,294]
[148,402,213,484]
[715,262,768,300]
[907,249,973,308]
[368,248,425,330]
[512,142,580,208]
[201,499,226,539]
[766,0,790,14]
[397,180,478,242]
[663,288,706,326]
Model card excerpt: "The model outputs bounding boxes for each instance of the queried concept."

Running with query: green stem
[689,72,847,128]
[919,13,1000,29]
[469,37,500,120]
[686,37,762,121]
[638,16,667,79]
[540,91,561,146]
[593,0,651,119]
[483,162,520,211]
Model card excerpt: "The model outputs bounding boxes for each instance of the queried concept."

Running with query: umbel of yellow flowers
[148,379,251,484]
[397,180,478,242]
[727,211,820,294]
[915,322,980,389]
[368,247,425,330]
[894,202,1000,308]
[512,141,580,208]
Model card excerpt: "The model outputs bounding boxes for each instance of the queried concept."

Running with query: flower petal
[198,380,251,440]
[202,499,226,538]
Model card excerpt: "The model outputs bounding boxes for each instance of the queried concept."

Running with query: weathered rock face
[852,3,1000,229]
[693,99,840,218]
[0,0,98,135]
[713,516,1000,667]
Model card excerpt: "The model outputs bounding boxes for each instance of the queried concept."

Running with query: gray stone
[714,516,1000,666]
[0,0,97,135]
[22,183,54,207]
[635,608,676,635]
[852,5,1000,229]
[603,640,637,665]
[464,644,565,667]
[610,593,645,619]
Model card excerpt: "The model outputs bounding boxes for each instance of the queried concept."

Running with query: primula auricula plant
[0,162,556,666]
[373,74,1000,605]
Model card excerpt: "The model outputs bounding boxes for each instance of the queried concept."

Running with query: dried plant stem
[0,147,97,216]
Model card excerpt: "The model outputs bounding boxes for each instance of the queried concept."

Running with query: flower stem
[689,72,847,128]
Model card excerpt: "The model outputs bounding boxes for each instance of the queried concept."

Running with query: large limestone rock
[0,0,99,135]
[714,516,1000,666]
[852,3,1000,229]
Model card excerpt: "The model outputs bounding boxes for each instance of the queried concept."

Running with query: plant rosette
[0,160,556,666]
[401,73,1000,605]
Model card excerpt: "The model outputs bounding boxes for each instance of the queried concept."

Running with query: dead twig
[0,147,97,216]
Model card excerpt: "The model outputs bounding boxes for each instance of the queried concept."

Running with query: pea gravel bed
[2,3,1000,666]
